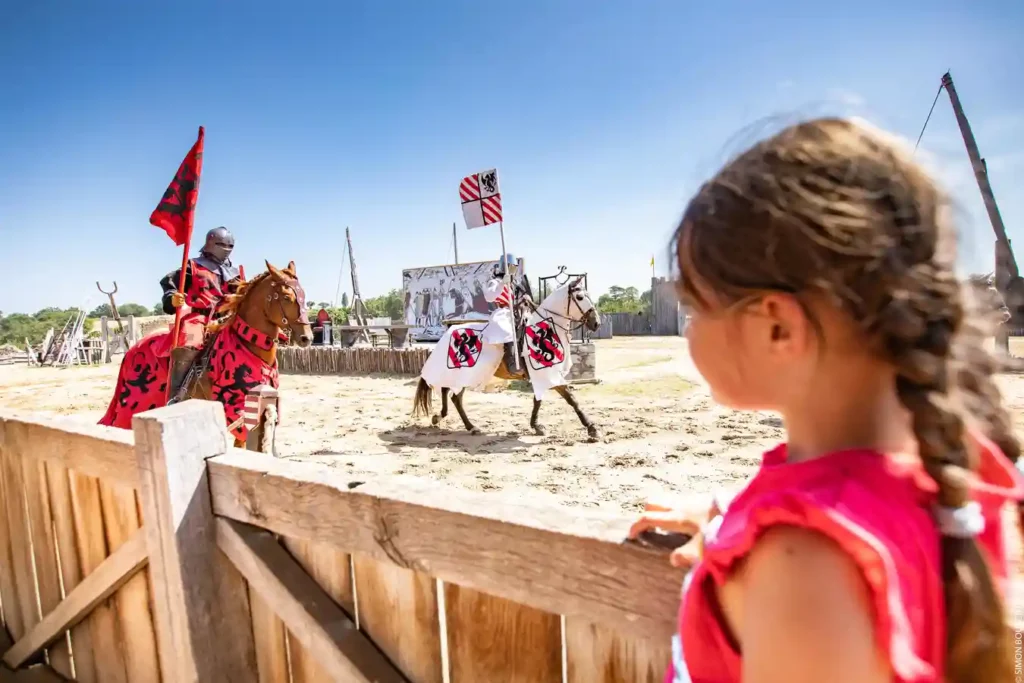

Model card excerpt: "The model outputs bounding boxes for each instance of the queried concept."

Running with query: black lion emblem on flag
[525,319,564,370]
[447,328,482,369]
[479,170,498,195]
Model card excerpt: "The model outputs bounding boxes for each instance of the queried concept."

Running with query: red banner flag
[150,127,205,246]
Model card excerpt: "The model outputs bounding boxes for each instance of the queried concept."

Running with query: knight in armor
[160,226,242,395]
[482,253,533,370]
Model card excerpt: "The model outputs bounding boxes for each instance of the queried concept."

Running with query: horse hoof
[431,415,441,426]
[469,427,482,436]
[587,426,600,442]
[533,425,546,436]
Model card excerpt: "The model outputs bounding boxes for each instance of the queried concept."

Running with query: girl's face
[685,288,819,412]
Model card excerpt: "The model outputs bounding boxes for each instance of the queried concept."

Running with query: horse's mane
[207,271,271,336]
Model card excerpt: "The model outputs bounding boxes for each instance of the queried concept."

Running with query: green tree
[0,307,95,347]
[596,285,649,314]
[118,303,150,317]
[363,289,404,320]
[90,302,151,318]
[152,302,165,316]
[341,292,350,308]
[325,306,349,326]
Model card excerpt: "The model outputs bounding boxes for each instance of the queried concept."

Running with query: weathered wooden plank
[208,451,683,640]
[0,445,25,640]
[9,664,69,682]
[17,459,71,675]
[564,617,671,683]
[0,412,136,489]
[352,555,441,683]
[68,471,129,683]
[132,401,257,682]
[44,464,97,683]
[2,531,147,669]
[248,587,290,683]
[1,448,41,640]
[445,584,561,683]
[96,484,160,681]
[216,519,405,683]
[282,537,355,683]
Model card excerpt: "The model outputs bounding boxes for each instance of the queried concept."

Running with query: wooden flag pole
[497,220,521,372]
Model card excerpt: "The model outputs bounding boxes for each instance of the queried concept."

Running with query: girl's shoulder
[698,446,945,681]
[708,445,937,575]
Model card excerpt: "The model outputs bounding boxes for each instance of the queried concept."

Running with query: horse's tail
[412,377,433,418]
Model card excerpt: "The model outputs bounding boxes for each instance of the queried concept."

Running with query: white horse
[413,278,601,439]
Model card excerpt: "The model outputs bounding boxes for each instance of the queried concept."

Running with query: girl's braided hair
[672,117,1017,682]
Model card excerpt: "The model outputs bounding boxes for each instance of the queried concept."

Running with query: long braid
[876,212,1013,681]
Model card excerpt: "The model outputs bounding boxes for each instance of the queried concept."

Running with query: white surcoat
[482,278,515,344]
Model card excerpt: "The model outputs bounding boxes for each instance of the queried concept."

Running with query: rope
[913,83,945,153]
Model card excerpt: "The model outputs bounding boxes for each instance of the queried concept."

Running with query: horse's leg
[530,397,545,436]
[451,389,480,435]
[432,387,450,427]
[554,384,599,440]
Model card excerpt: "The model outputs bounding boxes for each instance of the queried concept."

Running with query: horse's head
[568,277,601,332]
[541,277,600,332]
[261,260,313,348]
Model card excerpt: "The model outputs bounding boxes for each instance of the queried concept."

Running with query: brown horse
[413,278,601,439]
[98,260,312,448]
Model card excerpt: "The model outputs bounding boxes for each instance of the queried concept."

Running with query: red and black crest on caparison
[447,328,482,369]
[525,318,564,370]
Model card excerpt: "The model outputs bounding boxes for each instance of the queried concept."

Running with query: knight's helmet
[202,226,235,264]
[494,253,518,278]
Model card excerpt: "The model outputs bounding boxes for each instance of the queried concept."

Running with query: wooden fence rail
[277,347,430,376]
[0,402,678,682]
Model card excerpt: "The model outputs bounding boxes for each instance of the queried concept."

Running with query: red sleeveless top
[667,434,1024,683]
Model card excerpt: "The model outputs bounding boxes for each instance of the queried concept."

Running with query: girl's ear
[758,293,809,353]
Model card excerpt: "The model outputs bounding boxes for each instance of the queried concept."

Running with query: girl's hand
[170,292,186,308]
[628,499,707,569]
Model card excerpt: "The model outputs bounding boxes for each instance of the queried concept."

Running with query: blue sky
[1,1,1022,314]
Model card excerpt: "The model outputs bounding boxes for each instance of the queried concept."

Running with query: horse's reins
[224,277,305,436]
[531,283,592,336]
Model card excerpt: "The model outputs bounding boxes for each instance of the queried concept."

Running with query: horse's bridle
[267,277,309,328]
[533,280,593,335]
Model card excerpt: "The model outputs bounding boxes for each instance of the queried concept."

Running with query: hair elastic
[933,501,985,538]
[701,514,725,544]
[711,489,733,516]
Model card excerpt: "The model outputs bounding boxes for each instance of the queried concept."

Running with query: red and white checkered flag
[459,168,502,229]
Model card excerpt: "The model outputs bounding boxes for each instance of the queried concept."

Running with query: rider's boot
[167,347,200,402]
[502,341,521,375]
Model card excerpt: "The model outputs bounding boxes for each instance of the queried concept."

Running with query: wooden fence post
[133,401,258,682]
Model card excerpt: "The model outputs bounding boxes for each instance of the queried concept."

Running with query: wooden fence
[606,278,683,337]
[0,402,678,681]
[277,347,430,376]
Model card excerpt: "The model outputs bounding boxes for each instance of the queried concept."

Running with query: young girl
[630,118,1024,682]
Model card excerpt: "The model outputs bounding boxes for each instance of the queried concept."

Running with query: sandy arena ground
[4,336,1023,600]
[4,337,1024,515]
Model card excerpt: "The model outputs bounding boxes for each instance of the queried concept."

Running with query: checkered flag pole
[497,216,520,373]
[459,168,519,372]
